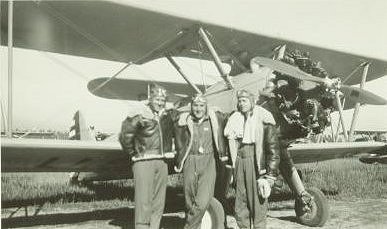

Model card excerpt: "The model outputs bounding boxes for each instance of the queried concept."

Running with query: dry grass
[1,158,386,208]
[1,173,93,208]
[297,158,387,199]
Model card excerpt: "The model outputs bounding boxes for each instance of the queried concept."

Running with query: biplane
[1,1,387,228]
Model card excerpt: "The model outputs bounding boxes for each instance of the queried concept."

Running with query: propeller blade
[252,57,387,106]
[341,85,387,105]
[251,57,326,84]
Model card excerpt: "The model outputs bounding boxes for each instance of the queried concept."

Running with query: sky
[0,47,222,132]
[1,0,387,133]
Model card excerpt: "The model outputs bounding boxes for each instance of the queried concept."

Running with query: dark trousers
[133,159,168,229]
[235,144,268,229]
[183,153,216,229]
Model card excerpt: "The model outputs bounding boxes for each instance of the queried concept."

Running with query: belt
[145,149,162,155]
[237,144,255,158]
[189,151,214,156]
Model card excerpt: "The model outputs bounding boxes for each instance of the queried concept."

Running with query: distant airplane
[1,1,387,228]
[359,154,387,164]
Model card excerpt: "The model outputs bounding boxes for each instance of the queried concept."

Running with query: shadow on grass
[2,192,97,209]
[269,191,294,202]
[275,215,297,223]
[83,181,133,201]
[320,189,339,196]
[83,183,185,213]
[109,211,185,229]
[2,207,185,229]
[2,182,132,209]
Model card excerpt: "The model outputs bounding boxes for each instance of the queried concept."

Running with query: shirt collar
[191,114,209,124]
[147,105,165,118]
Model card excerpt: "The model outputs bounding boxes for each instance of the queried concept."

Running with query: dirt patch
[266,199,387,229]
[2,199,387,228]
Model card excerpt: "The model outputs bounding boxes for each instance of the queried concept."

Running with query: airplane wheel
[201,198,225,229]
[295,187,329,227]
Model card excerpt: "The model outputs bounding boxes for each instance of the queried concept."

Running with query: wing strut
[335,93,349,141]
[6,0,14,138]
[273,44,287,60]
[348,62,369,141]
[334,98,346,142]
[91,30,189,94]
[198,27,234,89]
[165,54,202,95]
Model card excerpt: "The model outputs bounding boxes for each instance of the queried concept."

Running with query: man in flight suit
[174,94,228,229]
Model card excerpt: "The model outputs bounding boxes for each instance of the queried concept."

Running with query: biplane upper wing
[288,141,387,164]
[1,1,386,85]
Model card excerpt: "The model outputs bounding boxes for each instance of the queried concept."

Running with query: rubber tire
[201,197,225,229]
[295,187,329,227]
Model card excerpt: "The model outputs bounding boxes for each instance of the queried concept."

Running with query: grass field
[2,158,387,209]
[297,158,387,199]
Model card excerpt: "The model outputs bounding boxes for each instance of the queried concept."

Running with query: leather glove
[257,178,272,199]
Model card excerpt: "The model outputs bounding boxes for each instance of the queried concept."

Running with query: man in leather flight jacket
[224,89,280,229]
[119,84,177,229]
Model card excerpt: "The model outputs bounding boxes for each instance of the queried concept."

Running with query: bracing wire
[205,30,247,73]
[35,2,124,61]
[34,1,186,99]
[342,63,364,84]
[197,33,206,93]
[38,51,90,82]
[32,51,130,137]
[13,2,190,134]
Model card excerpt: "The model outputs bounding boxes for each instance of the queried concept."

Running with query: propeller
[251,57,387,106]
[340,85,387,105]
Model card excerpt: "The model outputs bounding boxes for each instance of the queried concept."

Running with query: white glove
[225,164,234,185]
[164,152,175,159]
[257,178,272,199]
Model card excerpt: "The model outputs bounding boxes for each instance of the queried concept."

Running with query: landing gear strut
[280,149,329,227]
[286,169,329,227]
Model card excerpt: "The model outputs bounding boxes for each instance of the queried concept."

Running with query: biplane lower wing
[288,141,387,164]
[1,138,128,173]
[2,138,386,173]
